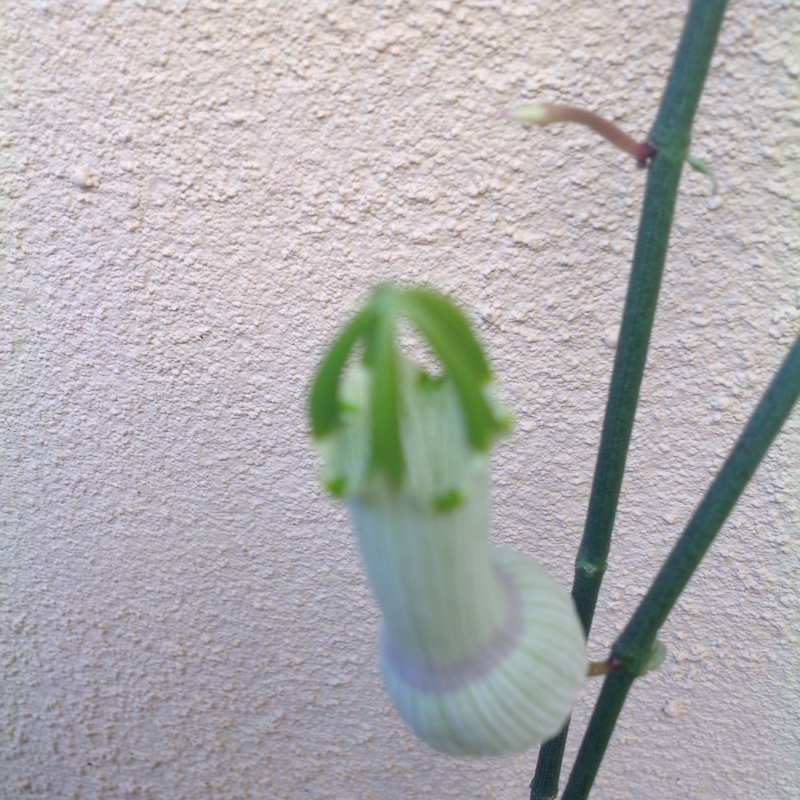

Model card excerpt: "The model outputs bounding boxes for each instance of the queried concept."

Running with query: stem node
[635,141,658,168]
[575,559,607,579]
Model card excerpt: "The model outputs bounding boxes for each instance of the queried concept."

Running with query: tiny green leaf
[685,153,718,194]
[642,639,667,675]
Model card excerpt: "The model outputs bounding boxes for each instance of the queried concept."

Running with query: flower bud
[311,288,587,755]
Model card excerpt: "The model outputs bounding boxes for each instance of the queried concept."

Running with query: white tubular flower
[310,286,587,756]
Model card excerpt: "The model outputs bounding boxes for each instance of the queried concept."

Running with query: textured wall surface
[2,1,798,798]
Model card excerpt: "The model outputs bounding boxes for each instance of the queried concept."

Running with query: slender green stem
[562,330,800,800]
[616,330,800,672]
[571,148,682,624]
[530,143,682,800]
[529,722,569,800]
[530,1,728,796]
[562,670,636,800]
[575,0,729,643]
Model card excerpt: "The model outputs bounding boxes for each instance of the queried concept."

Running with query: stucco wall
[3,1,798,798]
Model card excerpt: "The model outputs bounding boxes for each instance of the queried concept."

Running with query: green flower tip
[433,489,464,513]
[310,284,509,493]
[324,476,348,498]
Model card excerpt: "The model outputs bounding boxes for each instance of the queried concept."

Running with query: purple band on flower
[379,564,524,693]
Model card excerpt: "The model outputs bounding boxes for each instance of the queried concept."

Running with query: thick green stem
[530,1,729,796]
[562,330,800,799]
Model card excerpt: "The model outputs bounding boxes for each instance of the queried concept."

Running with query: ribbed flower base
[378,548,587,756]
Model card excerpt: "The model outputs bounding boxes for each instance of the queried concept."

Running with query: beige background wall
[3,2,798,798]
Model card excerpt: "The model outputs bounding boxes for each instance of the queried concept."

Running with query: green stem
[561,669,636,800]
[562,330,800,800]
[530,146,681,800]
[571,146,683,626]
[530,1,729,796]
[529,722,569,800]
[616,330,800,672]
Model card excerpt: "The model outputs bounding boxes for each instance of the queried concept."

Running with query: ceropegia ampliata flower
[310,285,587,756]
